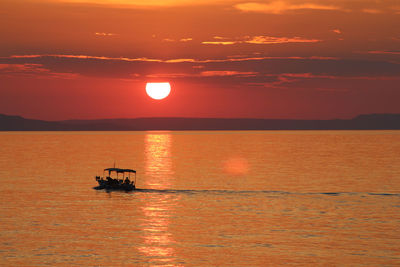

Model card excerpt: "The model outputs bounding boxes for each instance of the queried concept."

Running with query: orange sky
[0,0,399,120]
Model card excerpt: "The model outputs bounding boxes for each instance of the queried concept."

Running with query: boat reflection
[139,132,179,265]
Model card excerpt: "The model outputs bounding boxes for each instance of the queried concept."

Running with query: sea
[0,131,399,266]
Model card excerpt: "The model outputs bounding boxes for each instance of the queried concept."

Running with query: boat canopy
[104,168,136,173]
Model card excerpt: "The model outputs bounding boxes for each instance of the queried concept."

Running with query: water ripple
[133,188,400,197]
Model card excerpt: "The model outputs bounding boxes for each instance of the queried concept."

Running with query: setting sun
[146,82,171,100]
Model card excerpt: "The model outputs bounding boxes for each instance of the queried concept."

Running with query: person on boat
[124,177,131,184]
[106,177,116,185]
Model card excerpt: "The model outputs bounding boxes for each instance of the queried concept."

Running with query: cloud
[213,36,227,40]
[202,41,237,45]
[279,73,336,80]
[164,58,196,63]
[200,71,258,77]
[245,36,320,44]
[95,32,117,36]
[62,0,226,7]
[202,36,236,45]
[5,54,166,63]
[160,37,194,42]
[7,55,43,59]
[362,9,383,14]
[367,51,400,55]
[0,63,45,72]
[234,1,342,14]
[0,63,79,79]
[2,54,299,64]
[274,73,399,86]
[145,70,258,78]
[2,54,399,83]
[179,38,193,42]
[162,38,175,42]
[250,72,399,91]
[202,35,321,45]
[146,73,193,78]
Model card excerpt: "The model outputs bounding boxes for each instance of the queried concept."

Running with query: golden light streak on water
[139,132,180,265]
[144,133,174,189]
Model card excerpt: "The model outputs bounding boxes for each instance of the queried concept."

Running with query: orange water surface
[0,131,399,265]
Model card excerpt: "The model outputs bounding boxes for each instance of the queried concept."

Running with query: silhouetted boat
[95,168,136,191]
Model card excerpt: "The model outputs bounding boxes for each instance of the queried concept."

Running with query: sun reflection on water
[139,132,180,265]
[144,133,174,189]
[223,156,249,175]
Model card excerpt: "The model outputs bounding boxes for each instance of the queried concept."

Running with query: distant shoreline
[1,113,400,131]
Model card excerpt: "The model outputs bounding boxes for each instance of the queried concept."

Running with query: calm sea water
[0,131,399,266]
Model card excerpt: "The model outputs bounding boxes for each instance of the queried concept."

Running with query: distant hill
[1,113,400,131]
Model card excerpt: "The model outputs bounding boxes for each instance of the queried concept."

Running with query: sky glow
[0,0,399,119]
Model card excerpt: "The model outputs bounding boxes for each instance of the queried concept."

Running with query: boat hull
[96,179,136,191]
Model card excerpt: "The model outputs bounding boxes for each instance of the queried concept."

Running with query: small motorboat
[95,168,136,191]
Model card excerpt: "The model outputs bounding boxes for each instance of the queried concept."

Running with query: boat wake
[125,188,400,197]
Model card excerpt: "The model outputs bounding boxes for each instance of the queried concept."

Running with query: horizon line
[2,113,400,122]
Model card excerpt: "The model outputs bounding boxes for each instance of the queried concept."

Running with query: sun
[146,82,171,100]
